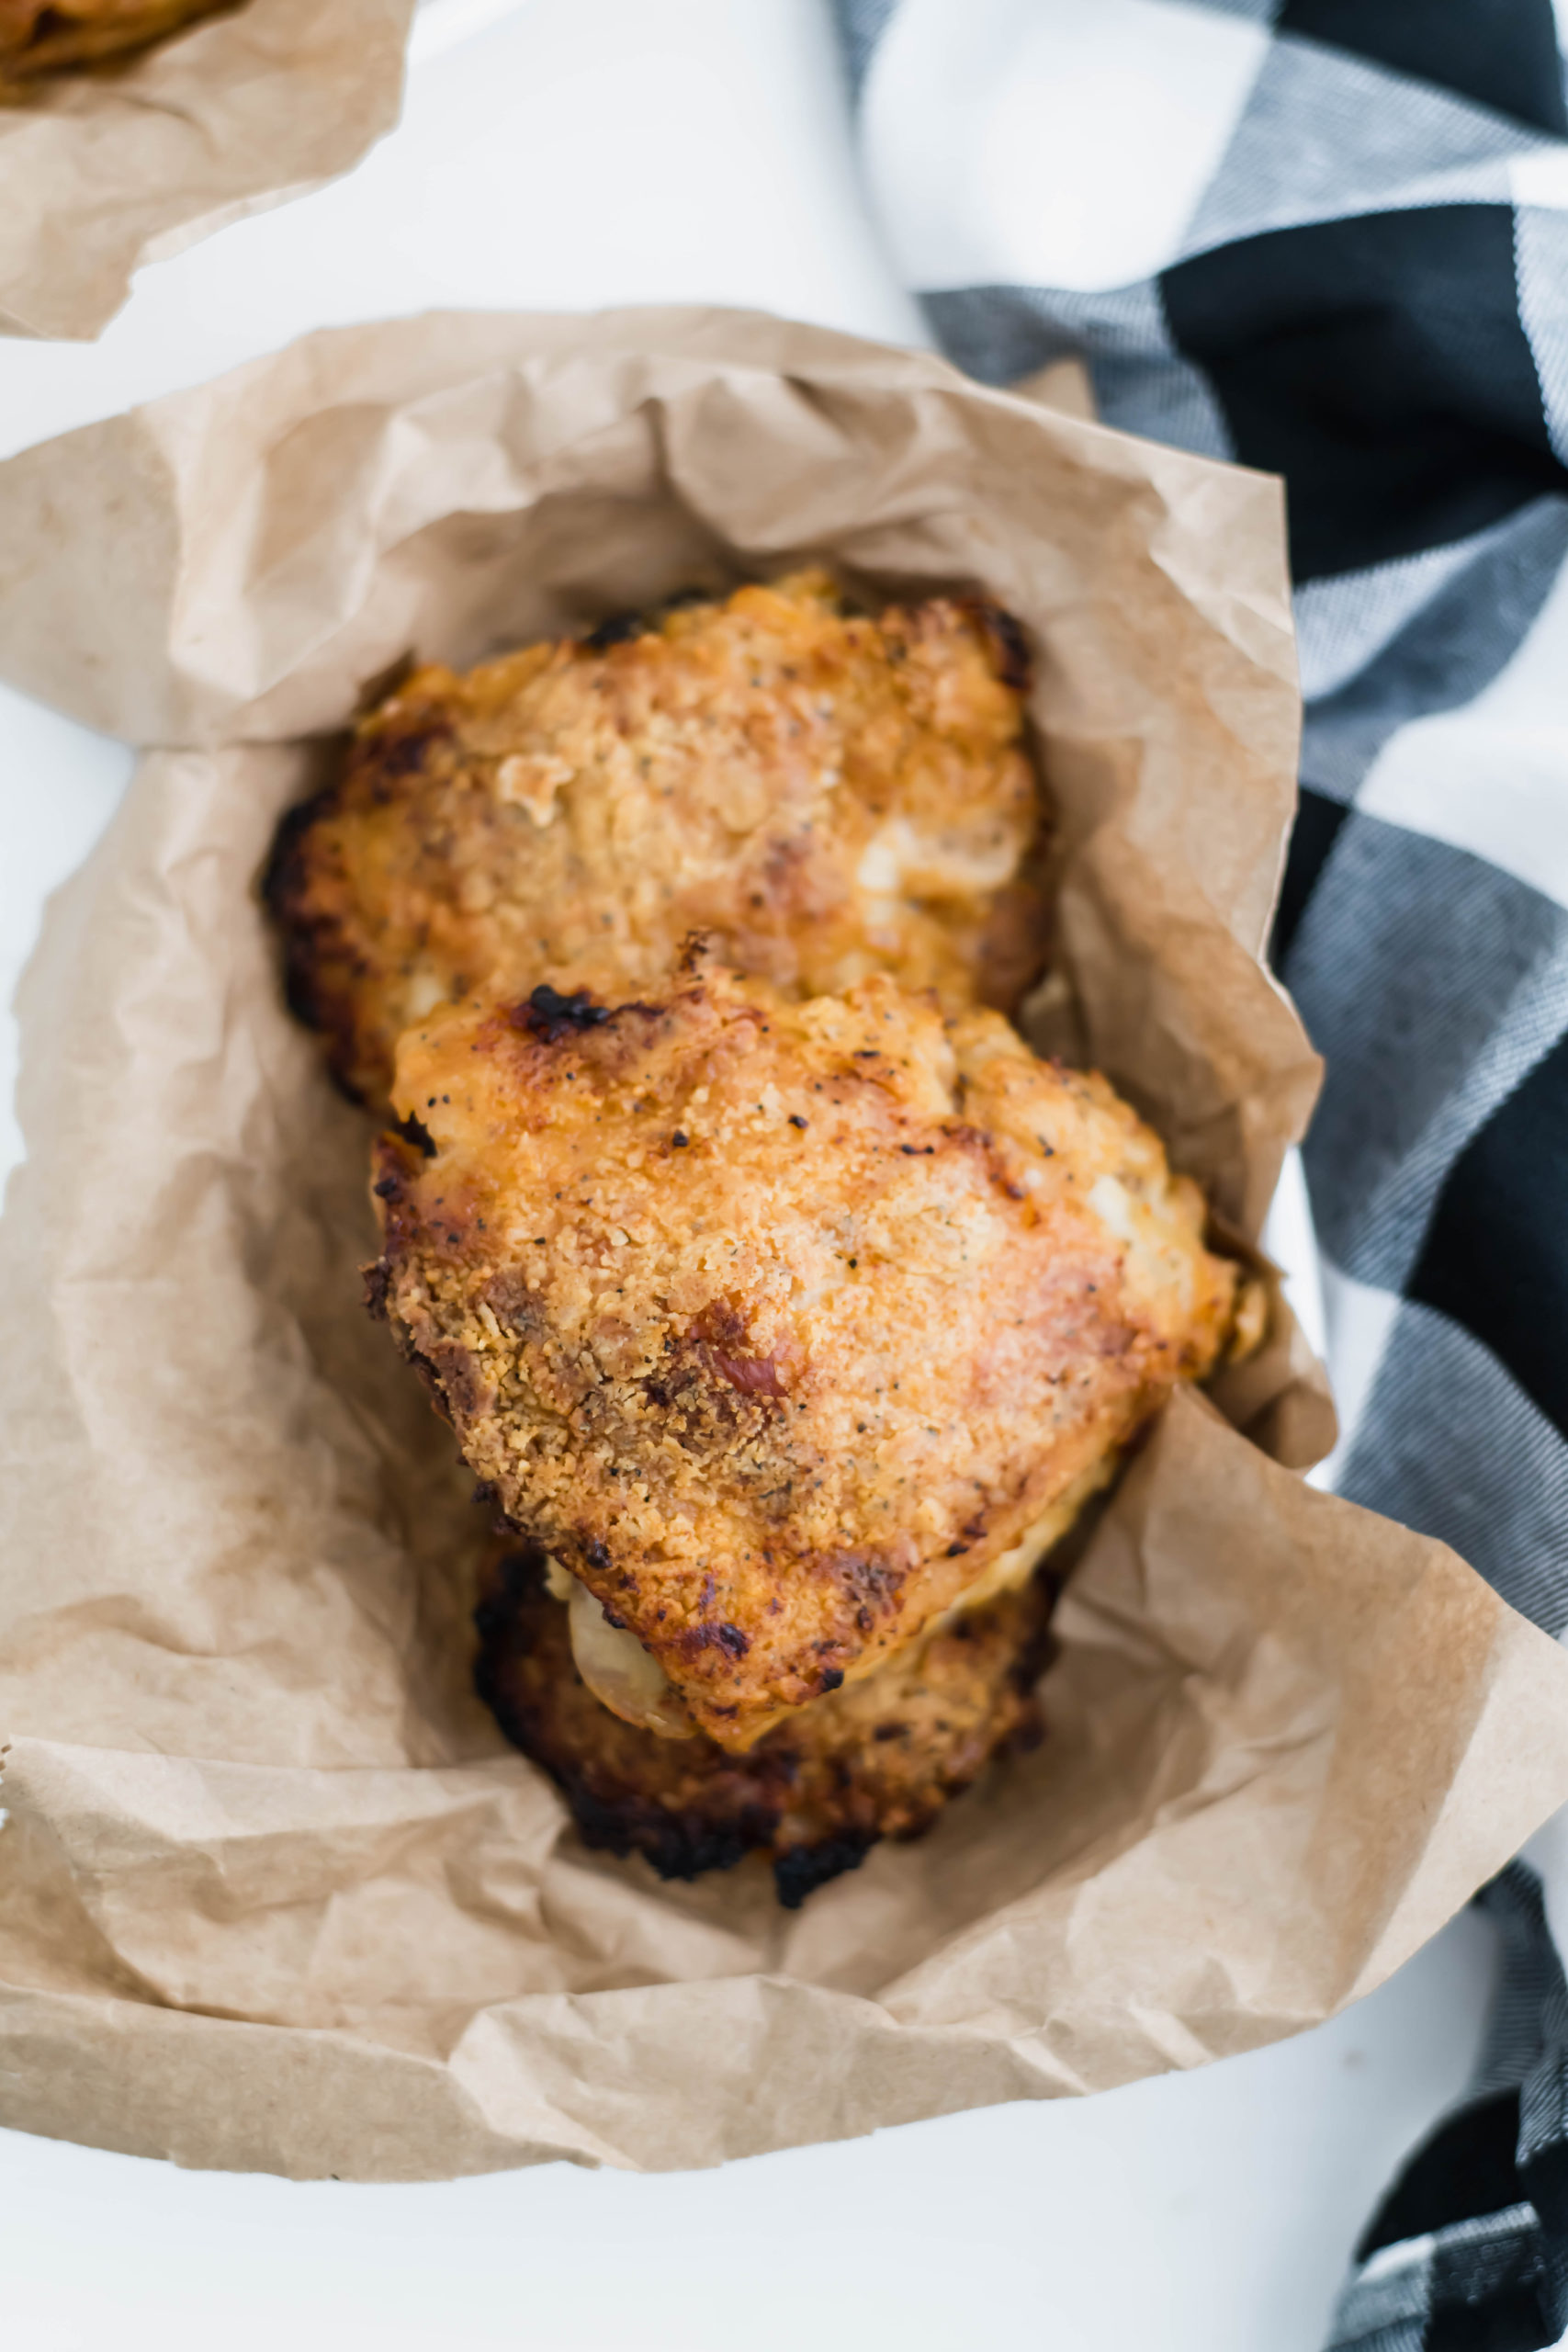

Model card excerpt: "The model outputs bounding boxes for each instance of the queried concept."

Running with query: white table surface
[0,5,1503,2346]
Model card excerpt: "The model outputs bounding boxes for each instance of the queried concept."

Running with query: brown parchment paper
[2,307,1566,2179]
[0,0,414,343]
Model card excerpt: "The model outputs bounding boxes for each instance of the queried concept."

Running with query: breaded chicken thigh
[367,947,1237,1750]
[265,570,1045,1107]
[476,1542,1057,1905]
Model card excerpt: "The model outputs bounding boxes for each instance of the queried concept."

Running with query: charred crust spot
[578,1792,756,1883]
[391,1111,437,1159]
[818,1667,844,1694]
[773,1834,875,1909]
[476,1646,765,1886]
[671,1131,690,1148]
[400,1344,454,1427]
[259,786,378,1103]
[582,1537,612,1572]
[361,1261,391,1320]
[261,725,478,1110]
[259,783,334,923]
[788,1114,808,1131]
[673,1619,751,1664]
[583,610,648,651]
[962,596,1033,695]
[367,718,455,779]
[370,1129,423,1211]
[514,983,663,1046]
[517,984,614,1044]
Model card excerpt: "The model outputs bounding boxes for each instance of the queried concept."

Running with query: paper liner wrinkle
[1,307,1565,2177]
[0,0,413,342]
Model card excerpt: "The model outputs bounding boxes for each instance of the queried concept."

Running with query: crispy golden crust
[475,1544,1057,1905]
[0,0,226,89]
[369,950,1237,1750]
[265,571,1046,1107]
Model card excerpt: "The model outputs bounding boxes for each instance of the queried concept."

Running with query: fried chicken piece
[0,0,225,90]
[265,570,1045,1107]
[368,948,1238,1751]
[475,1543,1057,1906]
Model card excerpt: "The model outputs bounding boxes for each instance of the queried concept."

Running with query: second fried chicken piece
[367,949,1237,1750]
[265,570,1045,1106]
[475,1544,1057,1906]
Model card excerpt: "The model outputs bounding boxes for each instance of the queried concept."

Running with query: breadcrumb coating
[368,948,1237,1751]
[475,1543,1057,1905]
[265,570,1046,1107]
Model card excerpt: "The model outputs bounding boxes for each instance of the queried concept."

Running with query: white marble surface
[0,5,1499,2345]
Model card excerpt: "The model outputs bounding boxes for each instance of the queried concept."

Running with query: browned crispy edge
[261,776,377,1105]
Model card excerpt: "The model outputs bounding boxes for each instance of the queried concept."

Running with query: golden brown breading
[0,0,224,90]
[368,948,1238,1751]
[475,1543,1057,1905]
[265,570,1045,1107]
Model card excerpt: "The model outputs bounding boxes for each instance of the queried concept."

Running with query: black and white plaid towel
[833,4,1568,2344]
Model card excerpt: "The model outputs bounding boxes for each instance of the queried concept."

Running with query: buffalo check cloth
[833,3,1568,2345]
